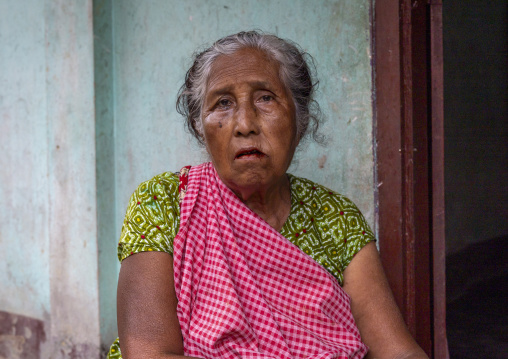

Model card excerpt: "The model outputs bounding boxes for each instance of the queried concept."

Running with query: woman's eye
[260,95,273,102]
[217,99,232,108]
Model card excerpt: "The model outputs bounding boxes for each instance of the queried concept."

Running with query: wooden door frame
[373,1,448,358]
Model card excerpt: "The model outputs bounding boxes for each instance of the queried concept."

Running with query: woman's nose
[234,101,260,136]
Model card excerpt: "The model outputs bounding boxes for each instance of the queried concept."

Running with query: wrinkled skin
[201,47,299,229]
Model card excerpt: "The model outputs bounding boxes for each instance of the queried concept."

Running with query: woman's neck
[235,174,292,232]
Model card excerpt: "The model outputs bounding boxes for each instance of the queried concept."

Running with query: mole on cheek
[219,122,223,128]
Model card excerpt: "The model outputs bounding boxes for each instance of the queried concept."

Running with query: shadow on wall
[446,236,508,358]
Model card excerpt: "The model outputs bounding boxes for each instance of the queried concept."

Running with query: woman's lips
[235,148,266,159]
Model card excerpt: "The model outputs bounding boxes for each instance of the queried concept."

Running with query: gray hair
[176,30,322,145]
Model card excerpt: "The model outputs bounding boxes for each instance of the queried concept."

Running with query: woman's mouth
[235,148,266,159]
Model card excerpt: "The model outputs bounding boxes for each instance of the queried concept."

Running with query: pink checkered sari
[173,162,368,358]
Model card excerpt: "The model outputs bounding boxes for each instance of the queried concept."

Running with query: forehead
[206,48,284,91]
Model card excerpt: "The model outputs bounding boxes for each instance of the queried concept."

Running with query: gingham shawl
[173,162,368,358]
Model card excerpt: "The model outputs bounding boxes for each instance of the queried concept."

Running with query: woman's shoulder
[126,171,183,207]
[286,173,376,283]
[117,171,181,262]
[287,173,375,245]
[287,173,358,209]
[134,171,180,195]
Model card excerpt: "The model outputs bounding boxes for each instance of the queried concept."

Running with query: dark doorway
[443,1,508,358]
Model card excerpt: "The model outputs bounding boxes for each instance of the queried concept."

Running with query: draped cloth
[173,162,368,359]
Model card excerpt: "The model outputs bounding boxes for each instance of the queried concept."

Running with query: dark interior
[443,1,508,357]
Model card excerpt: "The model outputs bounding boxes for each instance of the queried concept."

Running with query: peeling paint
[0,335,25,359]
[0,311,46,359]
[318,155,327,169]
[49,338,100,359]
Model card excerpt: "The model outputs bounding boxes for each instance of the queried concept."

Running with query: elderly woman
[108,31,428,359]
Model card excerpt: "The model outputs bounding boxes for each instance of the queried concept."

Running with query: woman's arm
[117,251,200,359]
[342,242,429,359]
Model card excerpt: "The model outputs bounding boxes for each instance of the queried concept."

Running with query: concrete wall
[1,1,374,357]
[0,1,100,357]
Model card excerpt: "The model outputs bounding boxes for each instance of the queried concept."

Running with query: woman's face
[201,47,299,196]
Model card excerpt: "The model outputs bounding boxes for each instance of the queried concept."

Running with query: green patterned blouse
[117,171,375,285]
[108,170,376,359]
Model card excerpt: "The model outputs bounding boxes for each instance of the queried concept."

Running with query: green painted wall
[45,0,100,355]
[1,0,100,357]
[93,0,118,350]
[0,0,50,321]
